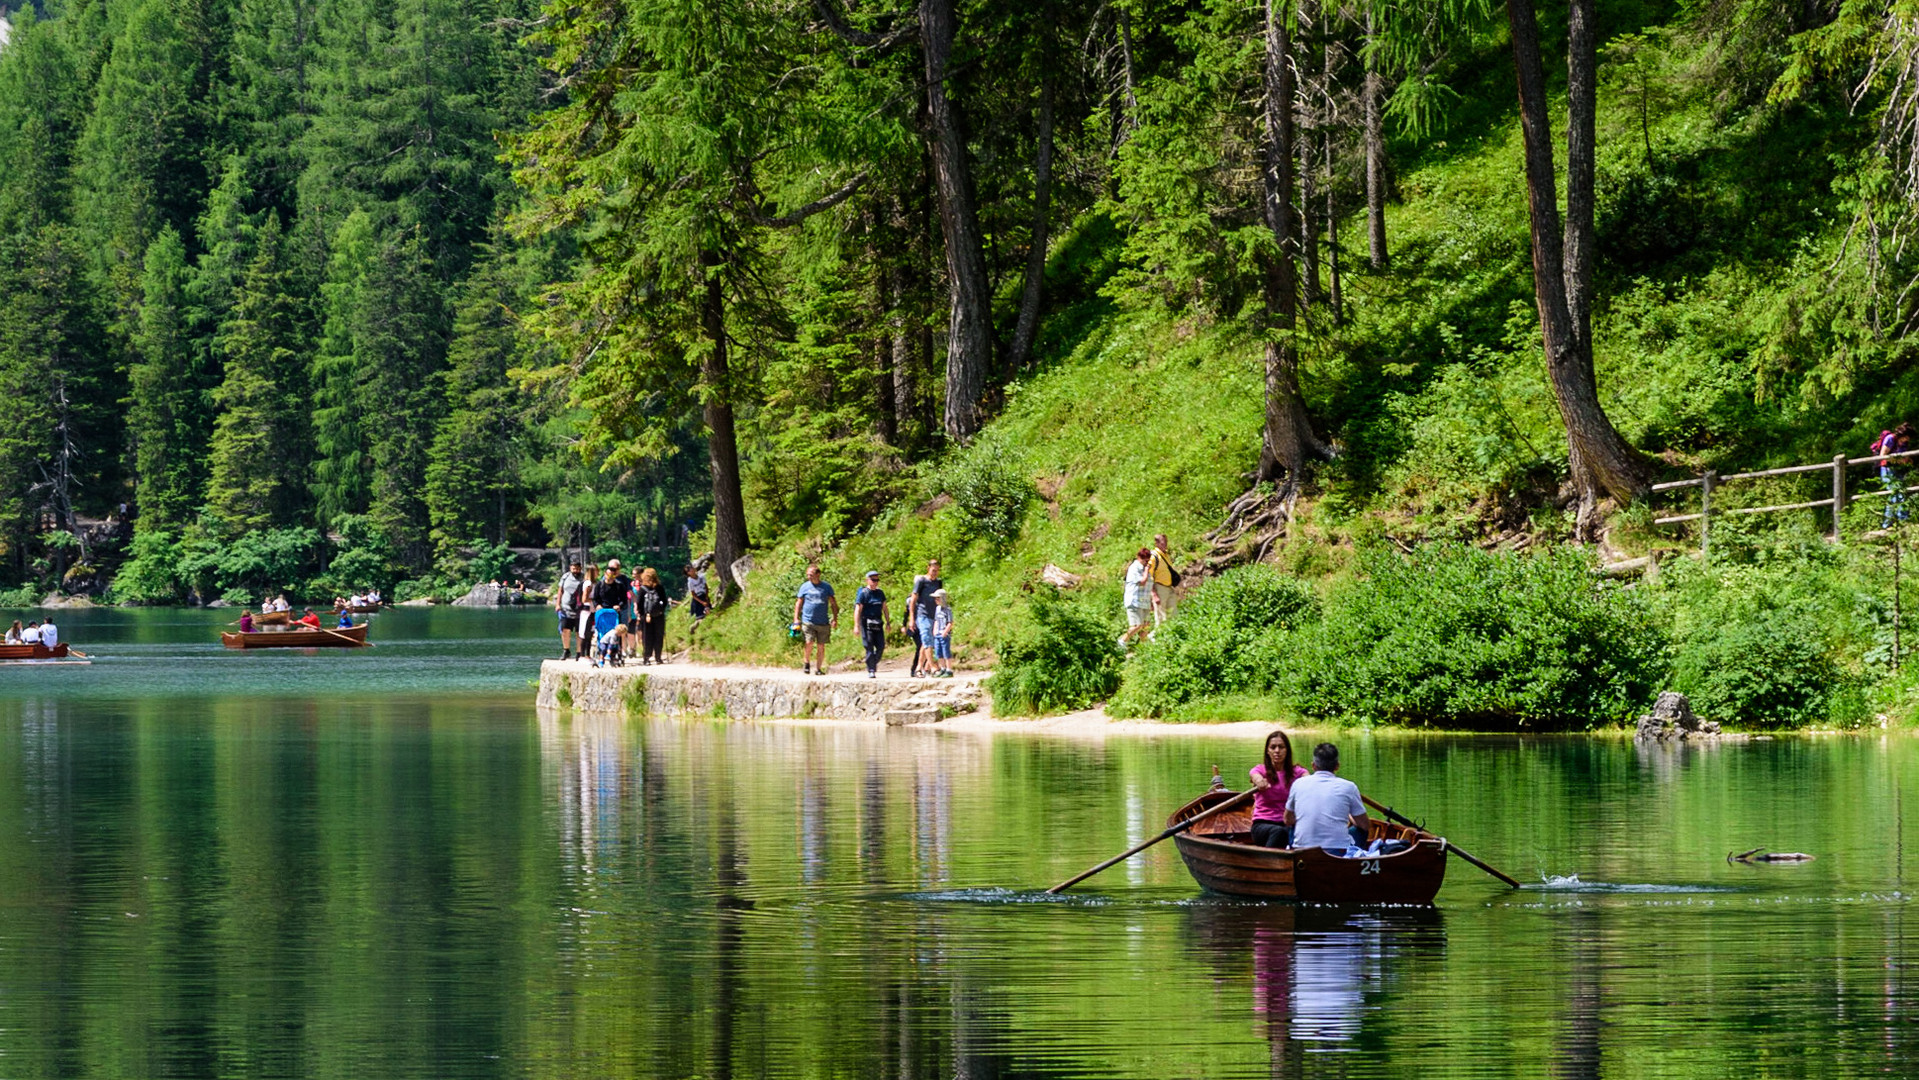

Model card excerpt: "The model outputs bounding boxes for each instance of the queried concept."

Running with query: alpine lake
[2,607,1916,1079]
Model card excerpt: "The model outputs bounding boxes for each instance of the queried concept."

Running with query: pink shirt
[1250,764,1308,822]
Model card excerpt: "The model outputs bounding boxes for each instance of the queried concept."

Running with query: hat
[607,559,622,568]
[932,588,947,599]
[865,570,880,579]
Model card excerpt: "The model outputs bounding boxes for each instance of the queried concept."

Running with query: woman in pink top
[1249,729,1307,848]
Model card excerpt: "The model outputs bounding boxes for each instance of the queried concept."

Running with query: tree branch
[746,172,870,228]
[812,0,916,50]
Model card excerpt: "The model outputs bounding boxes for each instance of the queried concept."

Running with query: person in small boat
[1249,729,1308,848]
[239,610,255,633]
[1283,742,1372,852]
[5,620,21,644]
[298,608,322,628]
[22,621,40,643]
[337,610,354,629]
[39,616,56,650]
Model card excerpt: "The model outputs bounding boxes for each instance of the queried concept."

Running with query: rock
[399,597,436,607]
[39,593,96,608]
[1634,691,1723,742]
[204,598,232,609]
[885,707,941,726]
[730,554,755,593]
[452,583,509,607]
[1040,563,1082,589]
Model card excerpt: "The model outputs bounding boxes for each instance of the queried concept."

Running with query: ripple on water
[1528,872,1743,894]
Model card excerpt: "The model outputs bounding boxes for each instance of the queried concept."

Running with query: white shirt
[1124,560,1150,609]
[22,626,40,643]
[40,623,57,648]
[1285,771,1366,850]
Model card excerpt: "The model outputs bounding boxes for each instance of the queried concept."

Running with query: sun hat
[932,588,947,599]
[865,570,880,579]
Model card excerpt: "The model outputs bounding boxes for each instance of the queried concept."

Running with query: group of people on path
[791,558,954,678]
[556,559,710,668]
[4,616,57,647]
[1248,730,1375,853]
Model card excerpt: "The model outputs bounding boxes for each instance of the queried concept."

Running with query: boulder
[1634,691,1723,742]
[1040,563,1082,589]
[452,582,510,608]
[730,554,755,593]
[399,597,436,607]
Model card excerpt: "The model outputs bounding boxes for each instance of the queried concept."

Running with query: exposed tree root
[1197,482,1296,572]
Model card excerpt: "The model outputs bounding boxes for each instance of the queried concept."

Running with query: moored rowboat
[1168,788,1448,904]
[221,624,370,649]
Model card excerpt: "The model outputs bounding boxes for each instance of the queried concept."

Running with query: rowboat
[221,624,370,649]
[334,604,382,614]
[250,610,293,626]
[0,642,85,664]
[1168,788,1448,904]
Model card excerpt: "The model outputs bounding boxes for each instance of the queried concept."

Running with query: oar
[314,624,373,647]
[1047,788,1255,894]
[1361,794,1520,889]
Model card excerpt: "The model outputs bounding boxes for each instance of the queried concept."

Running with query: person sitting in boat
[1283,743,1372,853]
[239,610,255,633]
[40,616,57,650]
[298,608,322,628]
[22,621,40,644]
[270,594,291,613]
[337,610,355,629]
[1249,729,1309,849]
[5,620,20,644]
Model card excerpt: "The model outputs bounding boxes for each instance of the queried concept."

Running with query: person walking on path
[607,559,635,636]
[908,558,943,678]
[1148,534,1181,623]
[557,561,586,659]
[931,589,955,677]
[1121,548,1157,647]
[636,567,669,665]
[855,571,891,678]
[1877,423,1916,527]
[793,564,839,675]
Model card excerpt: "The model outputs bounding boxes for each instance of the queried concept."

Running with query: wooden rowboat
[250,610,293,626]
[334,604,383,614]
[1168,788,1448,904]
[0,642,81,663]
[221,624,370,649]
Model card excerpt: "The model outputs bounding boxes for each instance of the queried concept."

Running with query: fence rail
[1653,448,1919,551]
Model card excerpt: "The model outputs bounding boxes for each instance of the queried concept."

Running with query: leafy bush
[311,515,396,597]
[0,585,40,607]
[467,541,515,585]
[940,439,1033,548]
[1289,545,1667,729]
[113,530,187,605]
[987,591,1124,715]
[177,527,325,602]
[1109,565,1319,717]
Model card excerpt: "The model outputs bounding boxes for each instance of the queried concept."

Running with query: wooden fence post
[1701,471,1715,556]
[1833,454,1848,542]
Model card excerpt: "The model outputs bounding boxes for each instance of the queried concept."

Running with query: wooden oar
[1361,794,1520,889]
[314,624,373,647]
[1047,788,1255,894]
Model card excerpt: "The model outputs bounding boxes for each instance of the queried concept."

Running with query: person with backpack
[556,561,586,660]
[636,567,670,665]
[1877,423,1915,527]
[855,570,891,679]
[1148,534,1182,623]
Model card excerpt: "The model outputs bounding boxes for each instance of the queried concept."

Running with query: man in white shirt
[22,621,40,644]
[40,616,57,650]
[1284,742,1373,851]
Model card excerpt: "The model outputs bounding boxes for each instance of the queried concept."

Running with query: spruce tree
[310,207,376,523]
[0,5,87,232]
[425,251,528,560]
[359,227,445,561]
[128,225,199,531]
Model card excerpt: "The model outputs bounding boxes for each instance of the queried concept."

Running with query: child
[931,588,954,678]
[593,607,625,667]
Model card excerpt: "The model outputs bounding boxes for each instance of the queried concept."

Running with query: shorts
[916,614,936,643]
[934,634,952,661]
[559,609,578,633]
[802,622,832,645]
[1126,605,1152,628]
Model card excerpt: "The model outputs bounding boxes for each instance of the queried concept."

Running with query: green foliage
[114,529,188,605]
[986,591,1123,716]
[0,585,41,607]
[313,515,395,596]
[1287,546,1668,729]
[938,439,1034,548]
[177,526,326,602]
[1108,566,1319,718]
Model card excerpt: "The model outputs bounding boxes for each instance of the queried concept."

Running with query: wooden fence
[1653,448,1919,551]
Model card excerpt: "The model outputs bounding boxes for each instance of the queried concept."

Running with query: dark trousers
[1251,820,1291,849]
[862,621,886,672]
[641,616,665,661]
[903,624,921,674]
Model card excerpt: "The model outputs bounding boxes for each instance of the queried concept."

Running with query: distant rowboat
[0,642,85,664]
[251,610,293,626]
[221,624,370,649]
[1168,788,1449,904]
[334,604,383,614]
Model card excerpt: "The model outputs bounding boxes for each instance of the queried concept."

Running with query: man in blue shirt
[792,563,839,675]
[1284,743,1373,851]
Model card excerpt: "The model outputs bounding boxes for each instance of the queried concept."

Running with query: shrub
[1289,545,1667,729]
[987,590,1124,715]
[0,585,40,607]
[114,529,187,605]
[1109,565,1319,717]
[940,439,1033,548]
[1672,612,1860,728]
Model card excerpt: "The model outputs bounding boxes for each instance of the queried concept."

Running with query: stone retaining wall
[536,660,984,723]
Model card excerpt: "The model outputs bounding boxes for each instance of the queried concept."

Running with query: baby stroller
[593,607,625,667]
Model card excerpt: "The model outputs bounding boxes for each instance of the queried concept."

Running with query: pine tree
[358,227,445,559]
[425,251,529,560]
[128,225,199,531]
[310,207,377,523]
[205,215,311,537]
[0,5,88,233]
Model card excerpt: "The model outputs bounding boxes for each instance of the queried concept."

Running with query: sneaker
[803,664,812,674]
[867,671,877,679]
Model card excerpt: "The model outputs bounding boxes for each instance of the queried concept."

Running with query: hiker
[1121,548,1156,646]
[684,563,710,625]
[1876,422,1915,527]
[636,567,669,665]
[855,571,890,679]
[908,558,943,677]
[792,563,839,675]
[1148,534,1181,622]
[931,589,955,677]
[557,561,586,659]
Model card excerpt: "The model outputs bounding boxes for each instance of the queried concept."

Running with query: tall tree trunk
[1007,72,1055,372]
[920,0,994,443]
[699,252,749,604]
[1298,0,1321,310]
[1257,0,1327,490]
[1507,0,1648,534]
[1326,129,1344,325]
[1364,6,1389,270]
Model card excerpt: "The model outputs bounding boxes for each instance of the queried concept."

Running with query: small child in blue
[931,588,954,678]
[593,607,625,667]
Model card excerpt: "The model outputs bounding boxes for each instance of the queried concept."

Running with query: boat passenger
[5,620,20,644]
[40,616,56,650]
[22,621,40,644]
[1249,729,1308,849]
[299,608,322,628]
[239,610,254,633]
[1283,743,1372,852]
[337,611,354,629]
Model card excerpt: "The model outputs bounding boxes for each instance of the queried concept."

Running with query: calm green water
[3,611,1917,1078]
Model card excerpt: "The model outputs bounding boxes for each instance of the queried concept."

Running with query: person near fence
[1876,423,1915,527]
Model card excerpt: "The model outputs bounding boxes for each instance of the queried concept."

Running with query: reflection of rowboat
[251,610,293,626]
[221,624,370,649]
[0,642,86,664]
[1168,788,1448,904]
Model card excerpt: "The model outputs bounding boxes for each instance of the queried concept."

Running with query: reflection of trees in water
[1188,904,1446,1077]
[1552,907,1601,1080]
